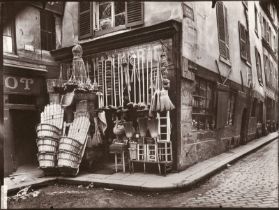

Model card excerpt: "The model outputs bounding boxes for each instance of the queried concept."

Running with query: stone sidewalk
[5,132,278,193]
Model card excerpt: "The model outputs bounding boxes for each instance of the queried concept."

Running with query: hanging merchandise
[60,90,75,108]
[122,55,131,103]
[87,117,103,147]
[137,117,148,144]
[71,44,87,83]
[98,111,107,134]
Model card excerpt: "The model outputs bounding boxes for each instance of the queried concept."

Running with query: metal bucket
[58,137,83,155]
[37,153,56,168]
[36,124,61,139]
[57,152,80,168]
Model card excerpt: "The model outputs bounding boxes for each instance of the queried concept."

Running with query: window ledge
[94,25,127,38]
[219,56,232,67]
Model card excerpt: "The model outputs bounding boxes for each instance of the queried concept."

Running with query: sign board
[182,3,194,20]
[4,75,42,95]
[181,56,195,81]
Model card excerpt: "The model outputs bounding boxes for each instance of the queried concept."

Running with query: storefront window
[192,77,216,130]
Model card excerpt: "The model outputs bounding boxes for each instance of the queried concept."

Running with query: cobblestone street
[8,139,278,208]
[179,139,278,208]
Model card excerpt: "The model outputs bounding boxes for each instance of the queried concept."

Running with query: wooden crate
[136,144,146,161]
[146,144,157,162]
[157,141,172,162]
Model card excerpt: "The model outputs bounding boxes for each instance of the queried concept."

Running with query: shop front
[3,69,47,176]
[50,20,181,174]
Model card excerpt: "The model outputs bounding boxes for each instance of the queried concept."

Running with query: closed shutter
[216,2,227,59]
[79,1,93,40]
[246,30,251,63]
[224,7,230,59]
[239,22,247,60]
[125,1,144,27]
[216,88,229,129]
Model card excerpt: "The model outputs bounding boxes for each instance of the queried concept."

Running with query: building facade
[2,2,62,175]
[3,1,278,175]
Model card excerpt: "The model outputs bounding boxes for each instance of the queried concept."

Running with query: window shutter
[216,88,229,129]
[216,2,227,59]
[239,22,247,60]
[224,7,230,60]
[125,1,144,28]
[246,30,251,63]
[79,1,93,40]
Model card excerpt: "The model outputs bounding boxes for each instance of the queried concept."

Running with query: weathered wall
[12,5,61,63]
[182,1,257,89]
[61,2,182,47]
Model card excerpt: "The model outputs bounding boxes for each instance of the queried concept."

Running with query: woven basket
[36,124,61,139]
[58,137,83,155]
[38,153,56,168]
[57,152,80,168]
[38,144,57,153]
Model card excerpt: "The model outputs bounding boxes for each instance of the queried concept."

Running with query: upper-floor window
[254,5,258,35]
[216,2,230,61]
[255,47,263,86]
[2,5,15,54]
[40,10,56,51]
[238,22,251,64]
[79,1,144,40]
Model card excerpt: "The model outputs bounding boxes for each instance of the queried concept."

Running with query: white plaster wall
[61,1,182,48]
[181,1,266,92]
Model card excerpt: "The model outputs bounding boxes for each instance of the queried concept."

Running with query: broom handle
[142,50,145,104]
[146,49,149,105]
[133,58,136,103]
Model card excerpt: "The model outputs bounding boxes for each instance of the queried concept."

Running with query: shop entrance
[11,110,39,167]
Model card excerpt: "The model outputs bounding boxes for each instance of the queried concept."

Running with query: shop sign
[4,75,41,95]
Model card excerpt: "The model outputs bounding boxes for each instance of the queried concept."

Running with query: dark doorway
[240,108,247,145]
[11,110,39,167]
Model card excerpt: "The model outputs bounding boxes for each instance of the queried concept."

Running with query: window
[226,92,236,125]
[216,2,230,60]
[40,11,56,51]
[79,1,144,40]
[97,1,125,31]
[2,5,15,53]
[255,47,263,86]
[238,22,251,63]
[192,77,216,130]
[255,6,258,35]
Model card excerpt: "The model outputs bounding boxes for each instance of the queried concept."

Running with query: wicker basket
[36,124,61,139]
[37,138,59,147]
[38,144,57,153]
[38,153,56,168]
[57,152,80,169]
[58,137,83,155]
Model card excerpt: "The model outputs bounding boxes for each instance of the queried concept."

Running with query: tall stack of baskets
[36,104,64,175]
[57,114,90,176]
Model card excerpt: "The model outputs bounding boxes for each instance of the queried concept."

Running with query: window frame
[216,2,230,62]
[255,47,263,86]
[254,5,258,36]
[238,21,251,64]
[192,77,216,130]
[40,10,56,51]
[2,5,16,54]
[226,92,236,126]
[94,1,126,37]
